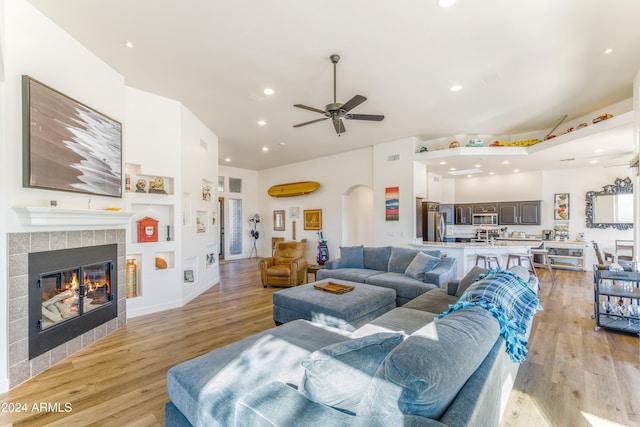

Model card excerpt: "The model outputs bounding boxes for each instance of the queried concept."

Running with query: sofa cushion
[359,306,500,419]
[352,307,438,337]
[455,266,488,297]
[339,245,364,268]
[404,252,441,281]
[364,272,437,303]
[403,288,458,315]
[316,268,383,283]
[299,332,404,414]
[441,269,541,362]
[166,320,350,427]
[363,246,392,271]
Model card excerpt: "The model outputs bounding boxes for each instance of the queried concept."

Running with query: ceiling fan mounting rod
[330,54,340,103]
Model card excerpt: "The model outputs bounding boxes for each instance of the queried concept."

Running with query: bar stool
[530,248,556,286]
[475,254,501,269]
[506,253,538,281]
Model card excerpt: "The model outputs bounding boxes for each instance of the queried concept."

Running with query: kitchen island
[413,241,543,277]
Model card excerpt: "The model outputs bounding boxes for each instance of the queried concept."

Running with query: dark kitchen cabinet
[440,204,454,225]
[472,203,498,214]
[498,201,540,225]
[454,204,473,225]
[519,201,541,225]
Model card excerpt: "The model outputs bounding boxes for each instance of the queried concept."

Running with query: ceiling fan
[293,54,384,135]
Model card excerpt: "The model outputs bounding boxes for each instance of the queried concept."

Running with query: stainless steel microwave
[472,213,498,225]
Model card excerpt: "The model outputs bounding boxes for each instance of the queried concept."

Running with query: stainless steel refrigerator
[424,211,446,242]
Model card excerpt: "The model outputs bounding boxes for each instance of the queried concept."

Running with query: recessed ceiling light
[439,161,447,165]
[594,148,604,153]
[449,167,456,171]
[450,84,463,92]
[125,41,134,48]
[467,174,473,178]
[590,160,599,164]
[474,164,481,168]
[225,158,231,162]
[604,48,613,55]
[262,147,269,152]
[489,172,495,175]
[257,120,266,126]
[513,169,519,173]
[502,160,510,165]
[438,0,456,7]
[263,88,275,95]
[278,142,286,146]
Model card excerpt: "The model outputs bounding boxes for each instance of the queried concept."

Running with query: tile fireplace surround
[7,229,126,389]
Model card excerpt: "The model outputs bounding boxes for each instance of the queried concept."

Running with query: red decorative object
[137,216,159,243]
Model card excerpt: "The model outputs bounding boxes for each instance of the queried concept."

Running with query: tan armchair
[259,241,308,287]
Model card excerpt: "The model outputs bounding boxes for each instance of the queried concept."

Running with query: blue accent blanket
[438,269,542,363]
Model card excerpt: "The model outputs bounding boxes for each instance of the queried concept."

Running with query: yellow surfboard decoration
[268,181,320,198]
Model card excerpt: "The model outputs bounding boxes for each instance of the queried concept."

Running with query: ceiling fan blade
[333,119,346,134]
[293,117,329,128]
[294,104,326,114]
[340,95,367,112]
[346,113,385,121]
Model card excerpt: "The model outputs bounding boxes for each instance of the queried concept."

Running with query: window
[229,177,242,193]
[229,199,243,255]
[218,176,225,192]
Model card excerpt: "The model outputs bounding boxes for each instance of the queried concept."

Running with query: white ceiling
[26,0,640,174]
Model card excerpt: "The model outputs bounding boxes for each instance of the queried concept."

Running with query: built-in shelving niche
[131,203,175,243]
[183,256,198,285]
[196,210,209,233]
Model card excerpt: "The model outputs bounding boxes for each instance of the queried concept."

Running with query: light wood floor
[0,260,638,426]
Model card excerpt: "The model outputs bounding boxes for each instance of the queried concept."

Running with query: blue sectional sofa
[165,265,540,427]
[317,246,457,306]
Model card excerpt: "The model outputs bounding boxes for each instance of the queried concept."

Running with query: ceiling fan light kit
[293,54,384,135]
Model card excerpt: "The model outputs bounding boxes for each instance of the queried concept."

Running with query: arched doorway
[342,185,374,246]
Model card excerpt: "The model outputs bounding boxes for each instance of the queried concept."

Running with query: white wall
[342,185,374,246]
[257,147,373,262]
[180,105,219,304]
[454,170,544,203]
[373,137,419,246]
[543,165,634,267]
[218,166,259,260]
[3,0,126,227]
[123,87,183,317]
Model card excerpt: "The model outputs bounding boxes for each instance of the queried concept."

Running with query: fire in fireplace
[40,262,111,330]
[29,244,118,359]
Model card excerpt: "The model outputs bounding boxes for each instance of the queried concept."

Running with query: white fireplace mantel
[13,206,134,227]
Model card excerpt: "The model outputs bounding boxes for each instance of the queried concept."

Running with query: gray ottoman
[272,279,396,331]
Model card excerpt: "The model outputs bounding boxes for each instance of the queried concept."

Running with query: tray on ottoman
[272,279,396,331]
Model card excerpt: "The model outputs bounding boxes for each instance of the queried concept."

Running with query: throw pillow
[358,307,500,419]
[387,247,421,273]
[455,266,488,297]
[339,245,364,269]
[299,332,404,414]
[404,251,441,281]
[442,270,542,362]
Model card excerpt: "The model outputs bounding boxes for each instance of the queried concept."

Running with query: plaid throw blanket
[437,269,542,363]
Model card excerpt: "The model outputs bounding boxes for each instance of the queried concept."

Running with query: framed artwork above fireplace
[22,75,123,197]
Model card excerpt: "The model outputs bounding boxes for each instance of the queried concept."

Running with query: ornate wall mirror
[585,177,633,230]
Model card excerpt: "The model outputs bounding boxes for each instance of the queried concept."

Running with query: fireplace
[28,244,118,359]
